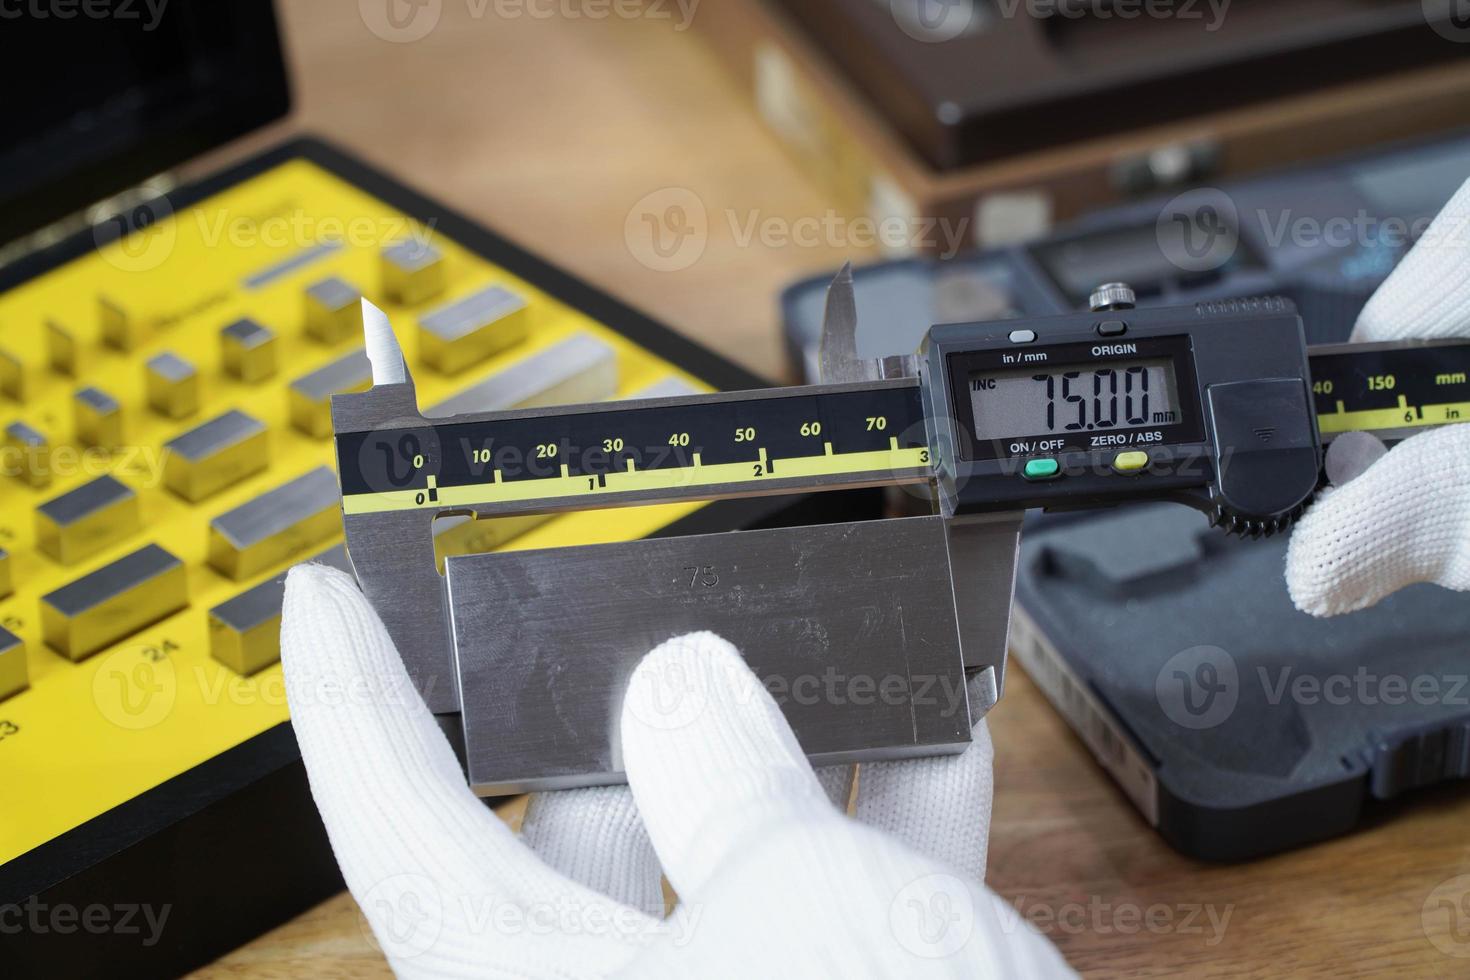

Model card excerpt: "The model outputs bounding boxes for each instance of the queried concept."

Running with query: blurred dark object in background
[0,2,289,249]
[776,0,1465,171]
[695,0,1470,254]
[781,130,1470,378]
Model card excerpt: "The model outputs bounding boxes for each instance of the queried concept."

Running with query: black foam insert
[1018,503,1470,823]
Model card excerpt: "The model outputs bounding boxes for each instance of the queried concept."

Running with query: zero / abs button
[1112,450,1149,473]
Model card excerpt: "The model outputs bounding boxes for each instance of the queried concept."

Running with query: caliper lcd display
[968,358,1184,441]
[943,335,1205,463]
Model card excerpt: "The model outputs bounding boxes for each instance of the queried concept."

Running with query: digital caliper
[332,272,1470,793]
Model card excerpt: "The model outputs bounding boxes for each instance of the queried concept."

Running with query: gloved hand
[1286,177,1470,617]
[281,564,1073,978]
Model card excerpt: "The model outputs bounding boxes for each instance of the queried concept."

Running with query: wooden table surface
[194,3,1470,976]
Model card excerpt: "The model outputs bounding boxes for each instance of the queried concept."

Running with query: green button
[1022,458,1060,481]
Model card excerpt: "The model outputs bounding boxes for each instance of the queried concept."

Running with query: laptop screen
[0,0,290,246]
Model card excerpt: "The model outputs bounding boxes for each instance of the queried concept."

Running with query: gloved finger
[616,633,1078,976]
[520,787,663,915]
[1323,430,1388,487]
[1353,176,1470,343]
[1286,424,1470,616]
[618,631,846,901]
[521,767,850,913]
[282,564,652,976]
[852,674,995,882]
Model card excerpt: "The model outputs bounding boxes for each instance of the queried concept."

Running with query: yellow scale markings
[1317,397,1470,434]
[343,441,930,515]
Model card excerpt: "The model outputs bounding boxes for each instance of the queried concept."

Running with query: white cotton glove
[281,564,1073,979]
[1285,176,1470,616]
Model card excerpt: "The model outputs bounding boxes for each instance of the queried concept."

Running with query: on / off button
[1112,450,1149,473]
[1022,458,1061,481]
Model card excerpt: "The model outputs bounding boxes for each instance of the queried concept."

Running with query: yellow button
[1113,450,1149,473]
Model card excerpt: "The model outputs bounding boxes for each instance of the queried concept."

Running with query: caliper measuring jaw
[332,284,1022,794]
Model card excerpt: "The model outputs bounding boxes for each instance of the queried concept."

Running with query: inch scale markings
[1317,397,1469,434]
[1310,340,1470,436]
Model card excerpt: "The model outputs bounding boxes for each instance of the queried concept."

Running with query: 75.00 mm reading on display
[968,358,1183,441]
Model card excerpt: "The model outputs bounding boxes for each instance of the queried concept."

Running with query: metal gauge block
[0,348,26,401]
[418,285,529,374]
[304,276,363,344]
[208,545,352,675]
[381,240,446,306]
[73,387,123,448]
[447,516,977,794]
[207,467,341,580]
[221,319,279,383]
[290,349,371,438]
[36,475,141,564]
[41,544,188,660]
[4,421,51,488]
[145,352,201,419]
[0,627,25,700]
[163,410,270,502]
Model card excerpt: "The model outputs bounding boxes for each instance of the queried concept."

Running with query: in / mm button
[1113,450,1149,473]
